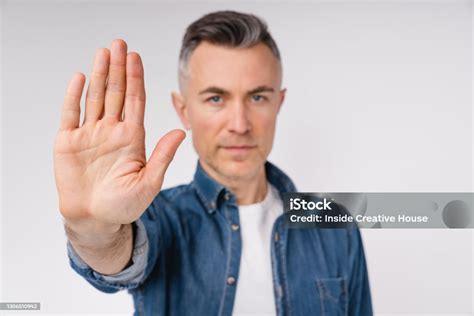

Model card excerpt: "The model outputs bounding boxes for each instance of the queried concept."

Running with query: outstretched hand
[54,39,185,226]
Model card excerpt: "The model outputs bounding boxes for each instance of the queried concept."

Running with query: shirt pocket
[316,277,348,316]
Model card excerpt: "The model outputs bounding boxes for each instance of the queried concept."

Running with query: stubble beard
[202,149,264,184]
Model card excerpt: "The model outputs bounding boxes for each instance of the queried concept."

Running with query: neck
[200,160,268,205]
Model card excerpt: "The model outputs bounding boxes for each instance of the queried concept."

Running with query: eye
[207,95,223,104]
[251,95,266,102]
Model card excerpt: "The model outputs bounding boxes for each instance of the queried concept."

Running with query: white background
[1,0,472,315]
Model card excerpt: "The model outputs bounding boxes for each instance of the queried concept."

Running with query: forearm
[64,219,133,275]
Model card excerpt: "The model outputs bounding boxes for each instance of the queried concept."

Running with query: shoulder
[158,183,192,202]
[140,183,194,221]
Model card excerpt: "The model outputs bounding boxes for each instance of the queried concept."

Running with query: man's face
[173,41,285,181]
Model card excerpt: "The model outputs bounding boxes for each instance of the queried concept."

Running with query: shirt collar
[192,159,297,214]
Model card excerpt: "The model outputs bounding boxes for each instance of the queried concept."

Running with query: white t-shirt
[232,183,283,316]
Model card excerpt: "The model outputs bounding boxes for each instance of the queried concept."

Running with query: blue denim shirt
[67,160,372,316]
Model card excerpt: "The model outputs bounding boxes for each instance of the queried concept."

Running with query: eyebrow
[199,86,229,95]
[198,85,275,96]
[248,86,275,94]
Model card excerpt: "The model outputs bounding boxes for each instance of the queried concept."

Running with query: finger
[123,52,146,124]
[60,73,85,131]
[104,39,127,120]
[84,48,110,124]
[144,129,186,189]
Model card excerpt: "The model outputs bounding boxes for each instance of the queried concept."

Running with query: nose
[228,101,251,134]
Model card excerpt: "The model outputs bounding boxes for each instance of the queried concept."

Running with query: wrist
[64,218,122,240]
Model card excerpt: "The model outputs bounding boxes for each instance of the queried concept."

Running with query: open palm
[54,39,185,225]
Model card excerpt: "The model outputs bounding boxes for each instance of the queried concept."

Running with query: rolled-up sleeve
[67,219,149,293]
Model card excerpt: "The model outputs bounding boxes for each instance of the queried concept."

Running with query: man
[54,10,372,316]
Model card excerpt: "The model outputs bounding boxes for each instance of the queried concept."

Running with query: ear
[171,92,191,130]
[277,88,286,113]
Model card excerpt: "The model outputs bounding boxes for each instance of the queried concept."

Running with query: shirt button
[276,285,283,298]
[274,232,280,242]
[224,192,231,201]
[231,224,239,231]
[227,276,236,285]
[208,202,216,209]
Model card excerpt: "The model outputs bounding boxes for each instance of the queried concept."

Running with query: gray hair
[178,10,281,92]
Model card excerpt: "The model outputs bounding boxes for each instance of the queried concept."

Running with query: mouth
[220,145,257,154]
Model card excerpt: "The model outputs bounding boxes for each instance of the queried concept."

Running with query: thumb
[144,129,186,189]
